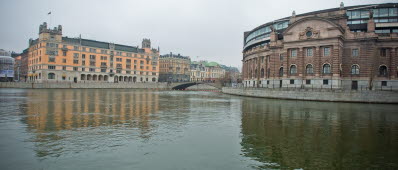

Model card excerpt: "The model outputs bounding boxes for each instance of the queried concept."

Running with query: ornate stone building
[26,22,159,83]
[158,52,191,82]
[242,3,398,90]
[190,61,226,82]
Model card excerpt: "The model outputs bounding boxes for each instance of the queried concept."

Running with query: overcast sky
[0,0,392,68]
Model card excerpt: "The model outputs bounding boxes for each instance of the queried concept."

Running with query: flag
[48,12,51,15]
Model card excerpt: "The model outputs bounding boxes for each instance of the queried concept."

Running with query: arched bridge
[170,82,222,90]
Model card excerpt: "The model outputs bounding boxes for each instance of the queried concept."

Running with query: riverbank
[0,82,169,89]
[222,87,398,104]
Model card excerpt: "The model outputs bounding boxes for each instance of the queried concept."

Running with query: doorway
[351,81,358,90]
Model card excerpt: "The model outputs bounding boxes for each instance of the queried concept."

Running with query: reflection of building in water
[240,99,398,169]
[23,89,159,134]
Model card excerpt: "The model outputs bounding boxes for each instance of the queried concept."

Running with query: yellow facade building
[158,53,191,82]
[27,22,160,83]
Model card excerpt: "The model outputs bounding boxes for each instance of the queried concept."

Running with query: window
[74,46,79,50]
[379,8,389,17]
[82,68,85,71]
[290,65,297,74]
[82,54,86,59]
[126,59,131,63]
[323,47,330,56]
[323,64,331,74]
[63,51,67,56]
[63,59,66,63]
[306,48,313,56]
[375,29,390,33]
[279,67,283,77]
[306,79,311,84]
[48,65,56,70]
[306,64,313,74]
[82,47,86,51]
[116,70,121,73]
[101,68,106,73]
[101,62,107,67]
[390,8,398,16]
[90,61,96,66]
[117,64,122,68]
[351,65,360,75]
[62,66,66,70]
[134,60,137,64]
[116,58,122,62]
[323,79,329,85]
[380,48,387,57]
[48,73,55,79]
[290,49,297,57]
[90,68,95,72]
[82,61,86,65]
[352,49,359,57]
[73,67,78,71]
[89,48,96,53]
[290,79,294,84]
[101,50,107,54]
[140,60,144,64]
[381,81,387,86]
[101,56,107,60]
[49,57,55,62]
[90,55,96,60]
[152,67,156,70]
[127,53,132,57]
[379,66,388,76]
[279,54,284,61]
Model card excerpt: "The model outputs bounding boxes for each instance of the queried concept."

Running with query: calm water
[0,89,397,170]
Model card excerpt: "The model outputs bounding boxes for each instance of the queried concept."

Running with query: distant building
[190,61,206,82]
[26,22,159,83]
[158,52,191,82]
[190,60,226,82]
[13,49,29,82]
[0,49,15,82]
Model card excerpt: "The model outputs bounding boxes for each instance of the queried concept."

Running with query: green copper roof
[205,61,219,67]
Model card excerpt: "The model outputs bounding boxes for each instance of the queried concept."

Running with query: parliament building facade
[242,3,398,90]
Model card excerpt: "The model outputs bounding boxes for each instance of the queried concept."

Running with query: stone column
[314,46,321,76]
[332,45,341,77]
[390,48,396,79]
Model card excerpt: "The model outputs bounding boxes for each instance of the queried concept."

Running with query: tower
[38,22,62,43]
[142,38,151,49]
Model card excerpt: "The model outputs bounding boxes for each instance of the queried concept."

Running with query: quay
[222,87,398,104]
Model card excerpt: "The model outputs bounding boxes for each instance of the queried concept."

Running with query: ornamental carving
[299,27,320,40]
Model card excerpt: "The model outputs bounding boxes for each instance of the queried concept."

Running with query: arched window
[152,78,156,82]
[351,65,360,75]
[279,67,283,77]
[323,64,331,74]
[290,65,297,75]
[306,64,313,74]
[48,73,55,79]
[379,65,388,76]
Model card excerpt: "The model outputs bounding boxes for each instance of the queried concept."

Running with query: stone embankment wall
[0,82,169,89]
[186,84,219,90]
[222,87,398,104]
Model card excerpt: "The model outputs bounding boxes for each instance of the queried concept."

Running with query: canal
[0,89,397,169]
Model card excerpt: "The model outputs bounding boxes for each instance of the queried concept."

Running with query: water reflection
[240,98,398,169]
[20,89,162,157]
